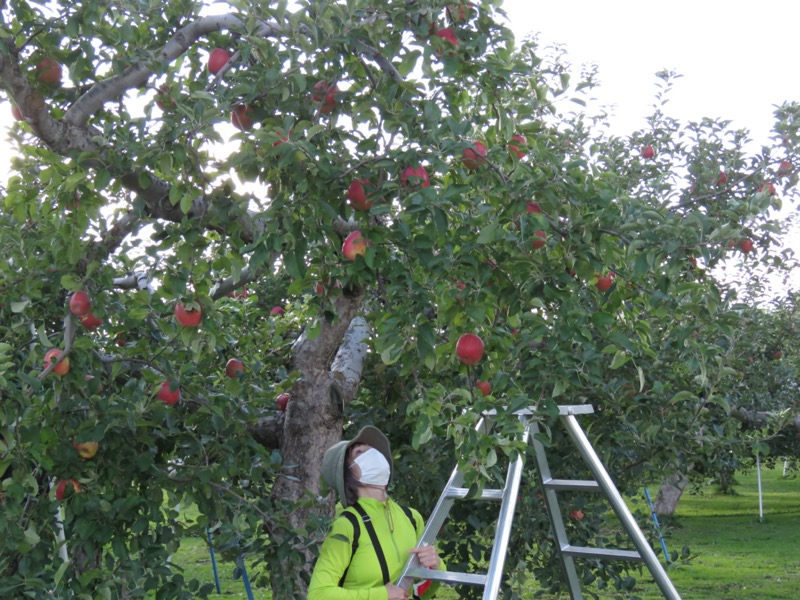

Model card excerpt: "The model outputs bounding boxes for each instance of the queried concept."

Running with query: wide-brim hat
[321,425,392,507]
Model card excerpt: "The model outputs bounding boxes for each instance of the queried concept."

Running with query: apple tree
[1,0,799,598]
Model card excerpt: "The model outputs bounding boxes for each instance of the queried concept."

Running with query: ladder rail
[560,412,681,600]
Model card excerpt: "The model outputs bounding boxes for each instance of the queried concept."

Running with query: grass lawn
[170,466,800,599]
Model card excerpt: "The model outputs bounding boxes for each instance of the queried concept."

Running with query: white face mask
[351,448,391,486]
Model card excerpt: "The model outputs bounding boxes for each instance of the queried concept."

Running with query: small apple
[175,303,202,327]
[475,381,491,396]
[208,48,232,75]
[276,392,291,412]
[526,201,542,214]
[738,238,754,253]
[155,84,176,111]
[157,381,180,405]
[401,165,430,188]
[509,134,527,159]
[270,306,285,316]
[456,333,484,365]
[455,281,466,290]
[531,230,547,249]
[759,183,776,196]
[43,348,70,376]
[73,441,99,460]
[462,141,488,170]
[570,509,584,521]
[69,290,92,317]
[231,104,253,132]
[595,273,615,292]
[225,358,245,378]
[347,178,375,211]
[640,145,655,159]
[342,230,368,261]
[312,81,339,113]
[717,171,728,186]
[778,161,792,177]
[434,27,459,54]
[11,103,23,121]
[80,312,102,329]
[36,58,62,86]
[769,350,782,360]
[273,128,293,147]
[55,479,81,501]
[448,3,474,21]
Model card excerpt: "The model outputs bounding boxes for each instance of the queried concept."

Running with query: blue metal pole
[644,487,671,563]
[236,556,255,600]
[206,528,222,594]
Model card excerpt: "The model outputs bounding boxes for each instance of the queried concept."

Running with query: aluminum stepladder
[397,404,681,600]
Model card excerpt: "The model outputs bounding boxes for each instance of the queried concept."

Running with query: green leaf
[610,351,630,370]
[477,222,500,244]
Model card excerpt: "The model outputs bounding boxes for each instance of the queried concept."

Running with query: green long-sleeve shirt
[308,497,443,599]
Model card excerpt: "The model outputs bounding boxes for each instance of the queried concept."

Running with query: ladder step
[562,545,643,561]
[445,487,504,501]
[543,478,600,492]
[403,567,487,587]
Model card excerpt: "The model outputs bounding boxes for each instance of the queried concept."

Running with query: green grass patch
[170,466,800,599]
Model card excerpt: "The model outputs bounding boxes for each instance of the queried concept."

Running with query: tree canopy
[1,1,799,597]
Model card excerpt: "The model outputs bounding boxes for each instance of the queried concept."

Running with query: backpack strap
[352,501,391,585]
[400,505,419,533]
[338,510,360,587]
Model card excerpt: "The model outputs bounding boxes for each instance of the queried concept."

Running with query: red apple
[462,141,488,170]
[738,238,754,253]
[434,27,459,53]
[475,381,491,396]
[526,201,542,214]
[455,281,466,290]
[208,48,231,75]
[43,348,70,376]
[570,509,584,521]
[401,165,430,187]
[55,479,80,501]
[11,103,23,121]
[456,333,484,365]
[312,81,339,113]
[80,312,102,330]
[509,134,527,159]
[347,178,376,211]
[778,161,792,177]
[73,441,99,460]
[155,84,175,111]
[342,230,368,261]
[717,171,728,186]
[270,306,285,316]
[157,381,180,405]
[175,303,202,327]
[231,104,253,132]
[225,358,245,378]
[276,392,291,412]
[640,145,655,159]
[759,183,776,196]
[770,350,783,360]
[36,58,62,86]
[273,128,293,147]
[69,290,92,317]
[448,3,474,22]
[531,230,547,249]
[595,274,615,292]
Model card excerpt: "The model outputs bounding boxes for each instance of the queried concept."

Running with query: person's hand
[385,583,410,599]
[408,544,441,570]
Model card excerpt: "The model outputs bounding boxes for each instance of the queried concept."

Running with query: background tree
[1,0,798,597]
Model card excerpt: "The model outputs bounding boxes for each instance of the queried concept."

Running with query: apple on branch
[80,312,102,329]
[509,134,527,159]
[347,178,377,211]
[175,302,202,327]
[73,441,99,460]
[43,348,70,376]
[69,290,92,317]
[208,48,232,75]
[11,103,23,121]
[225,358,245,378]
[640,145,655,159]
[231,104,254,132]
[276,392,291,412]
[157,381,180,405]
[475,381,491,396]
[531,230,547,249]
[55,479,81,501]
[342,230,368,261]
[595,273,615,292]
[270,306,285,316]
[434,27,459,55]
[36,58,62,87]
[462,141,488,170]
[312,81,339,114]
[401,165,430,188]
[456,333,484,365]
